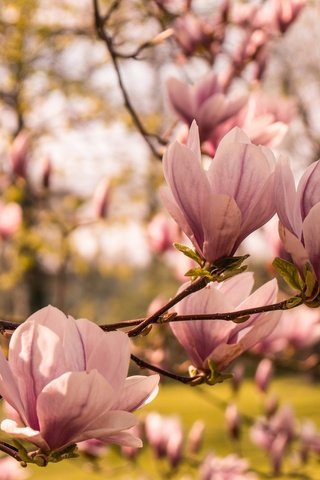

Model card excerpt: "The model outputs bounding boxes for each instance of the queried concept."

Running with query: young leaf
[272,257,304,291]
[173,243,203,265]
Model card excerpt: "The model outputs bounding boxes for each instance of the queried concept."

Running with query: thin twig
[93,0,163,159]
[127,277,208,337]
[0,442,23,463]
[131,353,203,384]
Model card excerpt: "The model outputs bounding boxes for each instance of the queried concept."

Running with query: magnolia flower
[0,457,29,480]
[255,358,273,393]
[0,306,159,452]
[253,305,320,355]
[161,122,276,264]
[144,412,184,468]
[0,202,22,239]
[171,272,280,372]
[167,73,246,143]
[250,405,296,475]
[200,453,257,480]
[9,131,29,178]
[275,158,320,280]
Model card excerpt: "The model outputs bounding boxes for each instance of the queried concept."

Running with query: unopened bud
[225,403,241,441]
[9,131,30,178]
[255,358,273,393]
[187,420,205,454]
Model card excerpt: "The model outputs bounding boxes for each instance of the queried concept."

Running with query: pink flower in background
[0,456,28,480]
[275,158,320,280]
[161,122,276,264]
[77,438,107,458]
[92,178,111,219]
[250,405,296,475]
[187,420,205,454]
[206,92,292,155]
[0,306,159,452]
[171,272,280,372]
[255,358,274,393]
[253,305,320,355]
[144,412,184,468]
[200,453,257,480]
[9,131,30,179]
[146,212,180,254]
[225,403,241,441]
[0,203,22,239]
[167,73,247,143]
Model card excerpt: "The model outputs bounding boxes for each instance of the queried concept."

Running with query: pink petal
[98,430,142,448]
[1,419,49,451]
[201,193,241,261]
[303,203,320,279]
[76,321,131,391]
[217,272,254,305]
[37,370,115,450]
[160,187,202,253]
[197,95,228,140]
[278,223,310,274]
[186,121,201,163]
[0,350,26,424]
[274,157,302,236]
[8,306,82,429]
[113,375,160,412]
[297,160,320,220]
[166,78,194,123]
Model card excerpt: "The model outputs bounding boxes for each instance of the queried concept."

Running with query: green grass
[13,377,320,479]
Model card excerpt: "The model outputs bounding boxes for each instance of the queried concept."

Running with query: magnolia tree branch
[131,353,204,385]
[0,442,23,464]
[92,0,165,159]
[0,293,303,334]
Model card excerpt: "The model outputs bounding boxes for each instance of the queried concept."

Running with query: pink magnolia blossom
[0,457,28,480]
[9,131,29,179]
[0,202,23,239]
[167,73,247,143]
[200,453,257,480]
[144,412,184,468]
[0,306,159,452]
[161,122,276,264]
[253,305,320,355]
[171,272,280,372]
[275,158,320,280]
[206,93,292,155]
[255,358,273,393]
[225,403,241,441]
[187,420,205,454]
[250,405,296,475]
[146,213,180,254]
[92,178,111,219]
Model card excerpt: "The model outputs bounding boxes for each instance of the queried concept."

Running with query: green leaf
[184,267,212,278]
[213,254,249,272]
[272,257,304,291]
[286,296,303,309]
[173,243,204,266]
[216,265,248,282]
[304,263,319,299]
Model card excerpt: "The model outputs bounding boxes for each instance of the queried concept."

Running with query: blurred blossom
[144,412,184,468]
[146,212,179,254]
[171,272,280,373]
[299,420,320,463]
[187,420,205,454]
[0,202,22,239]
[173,13,214,57]
[250,405,296,475]
[161,123,276,264]
[253,305,320,355]
[0,306,159,452]
[225,403,241,441]
[230,363,245,394]
[0,457,28,480]
[255,358,273,393]
[9,131,30,179]
[77,438,107,458]
[92,178,111,219]
[206,92,291,155]
[264,394,279,418]
[200,453,256,480]
[41,157,52,189]
[167,73,247,144]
